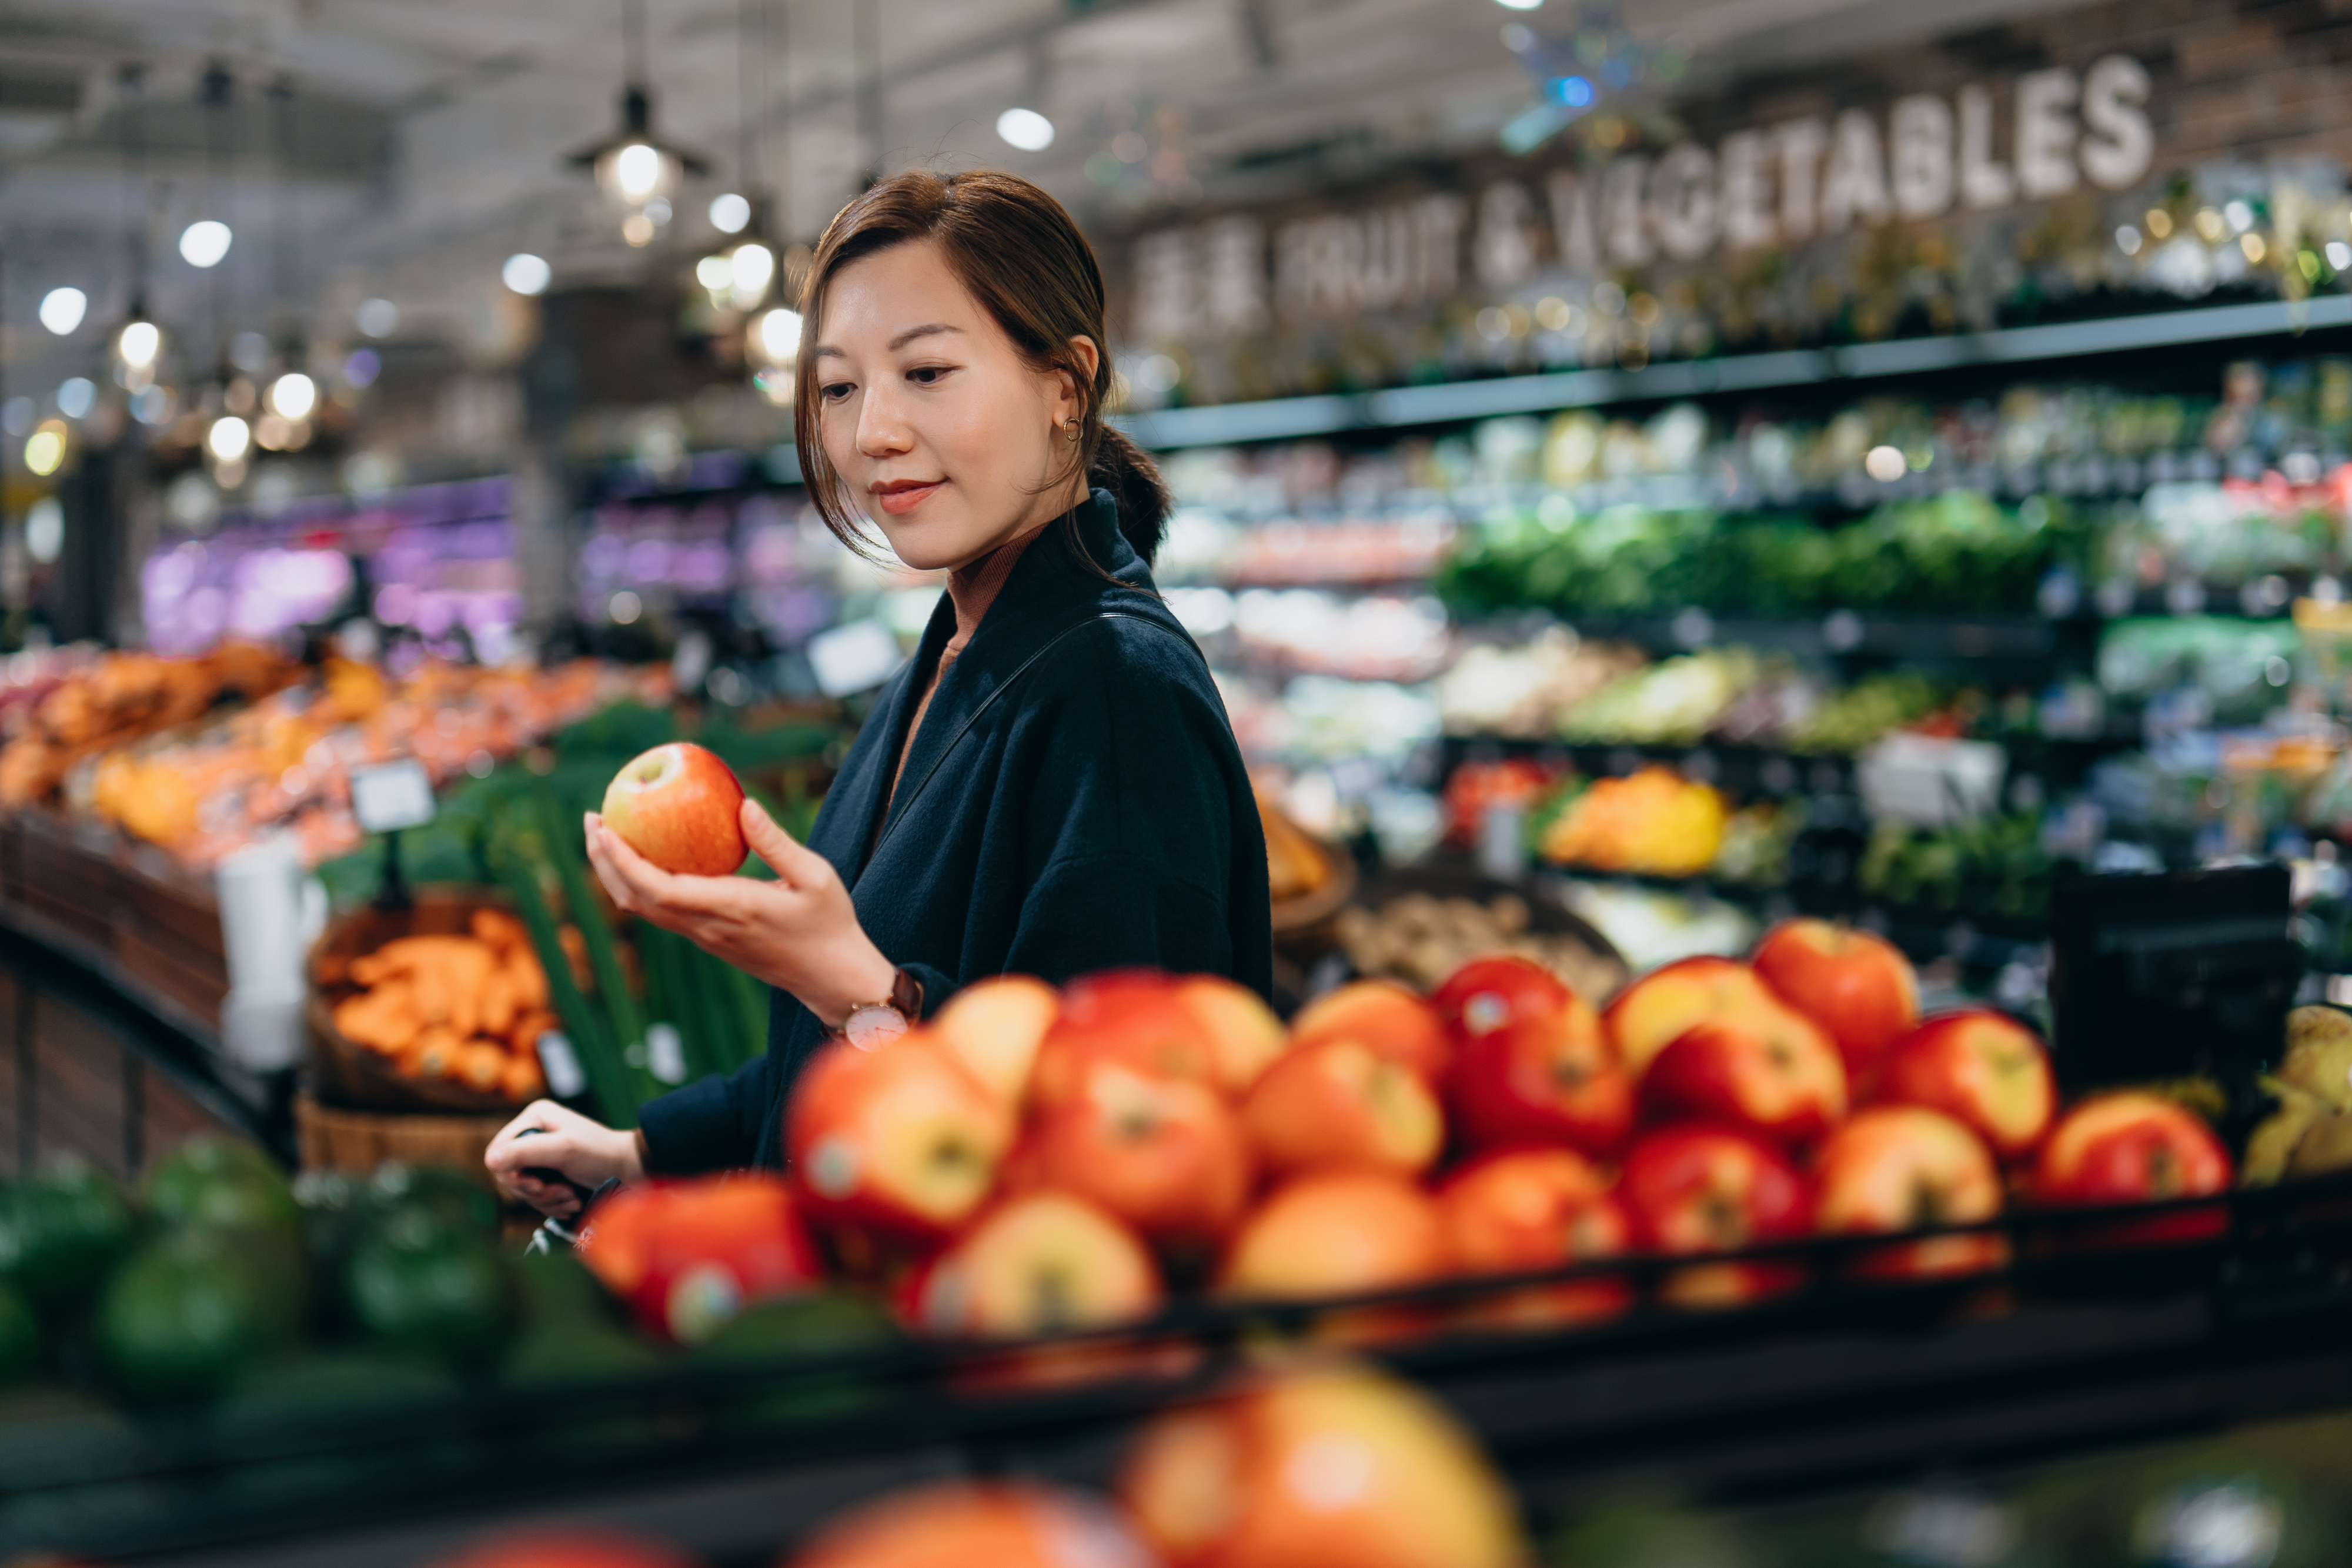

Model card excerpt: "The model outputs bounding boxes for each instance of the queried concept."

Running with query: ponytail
[1089,426,1171,567]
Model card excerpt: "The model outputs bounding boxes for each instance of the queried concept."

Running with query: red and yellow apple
[1015,1058,1254,1247]
[576,1174,824,1343]
[1242,1037,1442,1178]
[1638,1014,1848,1147]
[1180,973,1291,1093]
[1750,918,1918,1081]
[1436,1149,1631,1328]
[1293,979,1453,1078]
[1120,1362,1527,1568]
[599,741,747,878]
[786,1029,1014,1243]
[789,1483,1157,1568]
[1432,955,1574,1042]
[1219,1173,1451,1302]
[908,1191,1162,1339]
[1444,998,1634,1157]
[2031,1092,2233,1245]
[1602,957,1792,1078]
[1618,1125,1810,1306]
[929,975,1058,1106]
[1871,1009,2056,1161]
[1028,969,1221,1112]
[1812,1106,2007,1278]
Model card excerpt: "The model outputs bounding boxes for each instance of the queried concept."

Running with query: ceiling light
[356,297,399,337]
[622,213,657,247]
[502,253,552,296]
[206,414,252,464]
[38,289,86,336]
[24,422,66,477]
[180,220,232,268]
[268,372,318,422]
[696,254,734,293]
[710,192,752,233]
[753,307,801,365]
[1497,0,1544,9]
[118,319,162,370]
[996,108,1055,152]
[569,86,709,213]
[56,379,95,420]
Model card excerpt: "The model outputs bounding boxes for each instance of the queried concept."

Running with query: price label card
[349,759,437,834]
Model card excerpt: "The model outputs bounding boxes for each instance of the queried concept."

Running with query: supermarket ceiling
[0,0,2085,360]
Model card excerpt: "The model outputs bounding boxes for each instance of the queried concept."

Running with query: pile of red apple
[762,920,2240,1340]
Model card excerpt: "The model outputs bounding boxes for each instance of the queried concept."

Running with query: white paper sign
[349,759,437,834]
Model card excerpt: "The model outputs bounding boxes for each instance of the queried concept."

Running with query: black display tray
[9,1172,2352,1567]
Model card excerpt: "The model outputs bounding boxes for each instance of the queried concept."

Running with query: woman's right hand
[485,1099,646,1220]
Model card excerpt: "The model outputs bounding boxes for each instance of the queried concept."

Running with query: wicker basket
[293,1093,508,1189]
[306,886,540,1115]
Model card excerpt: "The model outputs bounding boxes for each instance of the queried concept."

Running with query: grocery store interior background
[12,0,2352,1563]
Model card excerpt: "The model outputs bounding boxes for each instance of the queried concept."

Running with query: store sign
[1131,56,2155,343]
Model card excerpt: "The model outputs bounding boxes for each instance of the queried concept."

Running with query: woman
[487,170,1271,1215]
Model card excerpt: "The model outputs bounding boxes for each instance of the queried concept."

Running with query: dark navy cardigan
[636,489,1274,1174]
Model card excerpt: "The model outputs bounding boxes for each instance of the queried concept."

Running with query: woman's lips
[874,481,943,516]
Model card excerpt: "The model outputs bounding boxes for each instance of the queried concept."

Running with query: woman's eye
[908,365,953,386]
[820,382,854,402]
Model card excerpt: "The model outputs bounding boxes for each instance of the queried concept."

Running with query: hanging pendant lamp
[567,0,711,243]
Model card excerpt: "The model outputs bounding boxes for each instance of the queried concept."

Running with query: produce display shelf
[1502,610,2107,671]
[11,1177,2349,1567]
[1119,293,2352,450]
[1442,733,2139,801]
[0,814,282,1164]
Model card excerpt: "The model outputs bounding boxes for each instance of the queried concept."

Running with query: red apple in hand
[1639,1014,1848,1147]
[786,1030,1014,1243]
[599,742,747,877]
[930,975,1058,1106]
[1445,997,1634,1157]
[908,1191,1162,1339]
[2032,1092,2233,1245]
[1028,969,1220,1112]
[1242,1037,1442,1178]
[1292,979,1452,1078]
[1813,1107,2007,1278]
[1619,1125,1810,1306]
[1438,1149,1632,1328]
[1220,1172,1450,1302]
[1750,919,1918,1081]
[1015,1058,1254,1248]
[1872,1009,2056,1161]
[1603,958,1792,1078]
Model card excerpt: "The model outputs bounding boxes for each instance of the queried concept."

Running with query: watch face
[844,1004,908,1052]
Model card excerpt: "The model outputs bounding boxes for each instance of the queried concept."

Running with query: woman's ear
[1052,335,1102,423]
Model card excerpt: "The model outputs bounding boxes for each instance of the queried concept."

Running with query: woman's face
[811,239,1096,573]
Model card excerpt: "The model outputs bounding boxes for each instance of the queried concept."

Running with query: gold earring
[1064,418,1083,441]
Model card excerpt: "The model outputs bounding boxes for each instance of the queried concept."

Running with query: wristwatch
[841,967,924,1051]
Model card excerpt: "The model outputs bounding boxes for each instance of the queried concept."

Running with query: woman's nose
[857,386,914,458]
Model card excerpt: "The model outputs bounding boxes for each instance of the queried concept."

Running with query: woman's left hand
[583,798,898,1029]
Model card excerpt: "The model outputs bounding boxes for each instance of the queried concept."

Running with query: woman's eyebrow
[810,322,962,360]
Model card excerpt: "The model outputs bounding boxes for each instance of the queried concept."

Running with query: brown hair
[792,169,1171,568]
